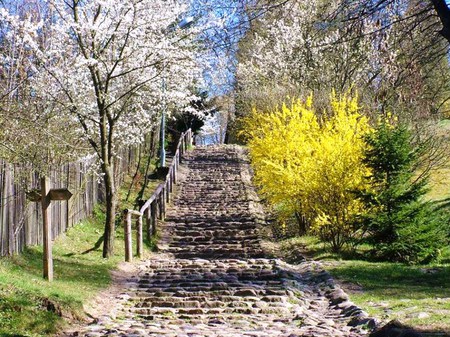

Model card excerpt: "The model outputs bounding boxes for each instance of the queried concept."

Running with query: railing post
[161,185,167,216]
[136,215,143,259]
[188,129,192,147]
[174,152,178,184]
[124,210,132,262]
[180,137,185,157]
[158,193,165,220]
[168,169,173,194]
[159,194,163,220]
[145,208,151,242]
[151,201,157,236]
[161,185,167,221]
[164,179,169,203]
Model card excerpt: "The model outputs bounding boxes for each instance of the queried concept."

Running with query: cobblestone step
[65,145,373,337]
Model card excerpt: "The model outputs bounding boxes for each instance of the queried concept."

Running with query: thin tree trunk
[294,211,308,236]
[137,130,156,203]
[125,144,142,202]
[99,108,117,258]
[102,162,116,258]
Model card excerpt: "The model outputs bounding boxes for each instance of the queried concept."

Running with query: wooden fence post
[41,177,53,281]
[173,152,178,184]
[5,166,14,256]
[158,193,165,220]
[180,138,185,157]
[162,187,166,219]
[145,208,151,242]
[167,171,173,197]
[171,165,176,187]
[124,210,132,262]
[164,182,169,204]
[151,201,157,236]
[136,215,143,258]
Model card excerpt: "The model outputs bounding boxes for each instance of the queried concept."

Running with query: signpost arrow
[49,188,73,201]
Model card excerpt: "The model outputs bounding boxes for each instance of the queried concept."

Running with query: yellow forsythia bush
[241,91,372,251]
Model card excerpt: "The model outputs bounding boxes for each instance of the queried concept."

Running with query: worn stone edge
[235,145,267,227]
[277,259,378,331]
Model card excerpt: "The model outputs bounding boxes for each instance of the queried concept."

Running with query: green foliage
[357,122,448,264]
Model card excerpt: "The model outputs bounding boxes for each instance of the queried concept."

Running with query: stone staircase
[159,146,265,259]
[68,146,372,337]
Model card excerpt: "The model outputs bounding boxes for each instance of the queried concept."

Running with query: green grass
[328,260,450,334]
[0,213,123,337]
[0,154,164,336]
[280,236,450,334]
[428,166,450,201]
[427,119,450,202]
[328,261,450,333]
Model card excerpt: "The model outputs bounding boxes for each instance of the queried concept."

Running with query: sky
[189,0,251,96]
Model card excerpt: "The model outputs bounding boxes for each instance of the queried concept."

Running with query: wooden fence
[0,146,140,256]
[123,129,192,261]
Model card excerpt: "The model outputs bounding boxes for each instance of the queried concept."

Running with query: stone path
[67,146,373,337]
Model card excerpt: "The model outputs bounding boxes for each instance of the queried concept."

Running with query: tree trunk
[431,0,450,43]
[294,211,308,236]
[102,162,117,258]
[99,107,117,259]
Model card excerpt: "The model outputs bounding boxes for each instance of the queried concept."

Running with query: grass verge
[0,211,123,337]
[0,151,168,337]
[280,236,450,335]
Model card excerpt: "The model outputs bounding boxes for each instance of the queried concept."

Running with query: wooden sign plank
[26,189,42,202]
[49,188,72,201]
[28,188,73,202]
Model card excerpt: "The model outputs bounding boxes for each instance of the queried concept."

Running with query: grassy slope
[0,214,122,337]
[427,119,450,202]
[328,259,450,333]
[280,236,450,334]
[0,159,161,337]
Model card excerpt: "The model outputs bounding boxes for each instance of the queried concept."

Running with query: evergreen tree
[358,122,448,263]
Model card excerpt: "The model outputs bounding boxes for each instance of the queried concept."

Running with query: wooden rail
[123,129,192,262]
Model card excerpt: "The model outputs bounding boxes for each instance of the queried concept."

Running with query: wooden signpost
[27,177,72,281]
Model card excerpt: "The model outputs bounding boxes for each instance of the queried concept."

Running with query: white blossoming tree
[0,1,82,172]
[236,0,374,113]
[235,0,450,122]
[1,0,203,257]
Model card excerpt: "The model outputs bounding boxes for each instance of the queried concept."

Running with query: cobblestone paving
[68,146,372,337]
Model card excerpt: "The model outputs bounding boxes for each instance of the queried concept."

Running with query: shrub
[241,91,372,252]
[357,122,448,263]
